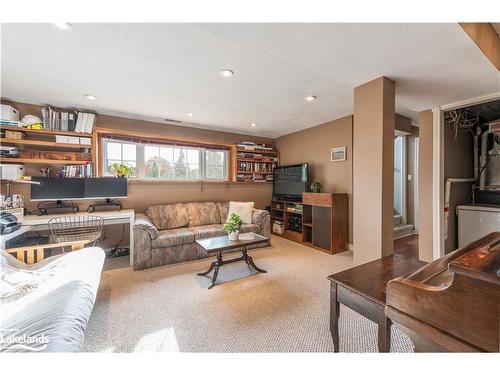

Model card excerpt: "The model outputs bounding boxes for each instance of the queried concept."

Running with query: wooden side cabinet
[302,192,348,254]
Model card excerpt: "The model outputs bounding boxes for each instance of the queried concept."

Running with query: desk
[1,209,135,265]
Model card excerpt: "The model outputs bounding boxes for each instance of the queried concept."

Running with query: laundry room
[443,98,500,252]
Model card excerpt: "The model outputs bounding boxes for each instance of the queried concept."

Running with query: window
[104,141,137,177]
[102,138,228,180]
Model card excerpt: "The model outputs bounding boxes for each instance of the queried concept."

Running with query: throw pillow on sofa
[227,201,254,224]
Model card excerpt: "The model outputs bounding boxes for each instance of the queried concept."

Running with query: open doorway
[394,133,418,239]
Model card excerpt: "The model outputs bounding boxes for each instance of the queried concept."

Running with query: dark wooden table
[327,254,426,352]
[196,232,269,289]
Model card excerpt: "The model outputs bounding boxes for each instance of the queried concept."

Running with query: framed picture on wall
[331,146,347,162]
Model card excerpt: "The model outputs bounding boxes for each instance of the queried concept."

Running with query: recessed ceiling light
[187,113,195,117]
[219,69,234,78]
[305,95,317,102]
[54,22,72,30]
[251,123,258,127]
[84,94,97,100]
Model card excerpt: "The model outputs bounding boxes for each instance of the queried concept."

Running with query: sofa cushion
[152,228,195,248]
[185,202,221,227]
[240,223,261,234]
[227,201,254,224]
[146,203,189,230]
[188,224,226,240]
[217,202,229,223]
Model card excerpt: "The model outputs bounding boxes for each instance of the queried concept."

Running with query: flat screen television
[273,163,308,201]
[31,177,128,201]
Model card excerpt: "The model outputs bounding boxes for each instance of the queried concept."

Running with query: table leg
[242,247,267,273]
[377,317,392,352]
[330,283,340,352]
[207,251,223,289]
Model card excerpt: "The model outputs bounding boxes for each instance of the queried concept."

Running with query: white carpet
[83,235,413,352]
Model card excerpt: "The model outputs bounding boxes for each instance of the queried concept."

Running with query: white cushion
[226,201,254,225]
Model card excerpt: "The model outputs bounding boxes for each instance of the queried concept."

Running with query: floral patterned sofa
[133,202,271,270]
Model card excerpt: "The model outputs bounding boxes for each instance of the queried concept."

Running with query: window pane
[122,143,137,161]
[145,146,159,161]
[107,142,122,160]
[173,149,187,178]
[159,147,174,163]
[187,149,199,164]
[188,164,199,178]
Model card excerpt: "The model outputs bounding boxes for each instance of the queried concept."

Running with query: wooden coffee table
[196,232,269,289]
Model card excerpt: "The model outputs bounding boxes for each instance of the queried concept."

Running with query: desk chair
[48,215,104,250]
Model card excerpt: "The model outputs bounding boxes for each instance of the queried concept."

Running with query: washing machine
[457,204,500,248]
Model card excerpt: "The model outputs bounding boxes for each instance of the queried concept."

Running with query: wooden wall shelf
[0,158,90,165]
[1,138,91,149]
[235,145,279,183]
[1,125,96,176]
[0,125,92,137]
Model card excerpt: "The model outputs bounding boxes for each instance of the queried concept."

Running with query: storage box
[55,135,69,143]
[0,164,25,180]
[79,137,92,145]
[66,136,80,144]
[4,130,24,140]
[0,104,20,121]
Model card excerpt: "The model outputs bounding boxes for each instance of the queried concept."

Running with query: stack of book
[74,112,96,134]
[237,142,274,151]
[0,119,19,126]
[60,163,93,178]
[41,106,95,134]
[41,106,78,132]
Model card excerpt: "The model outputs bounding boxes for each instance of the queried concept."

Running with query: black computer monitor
[30,177,127,201]
[31,177,85,201]
[84,177,127,199]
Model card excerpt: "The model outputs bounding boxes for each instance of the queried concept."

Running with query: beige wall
[418,110,434,262]
[353,77,395,265]
[275,115,353,243]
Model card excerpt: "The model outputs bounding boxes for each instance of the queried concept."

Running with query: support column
[418,110,434,262]
[353,77,395,265]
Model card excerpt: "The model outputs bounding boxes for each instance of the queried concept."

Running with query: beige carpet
[83,235,413,352]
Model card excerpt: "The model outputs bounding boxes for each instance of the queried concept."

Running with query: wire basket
[48,215,104,246]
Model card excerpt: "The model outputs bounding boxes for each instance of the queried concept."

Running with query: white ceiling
[1,23,499,138]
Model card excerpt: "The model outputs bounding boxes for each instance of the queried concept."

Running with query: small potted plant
[310,181,323,193]
[224,213,243,241]
[109,162,133,178]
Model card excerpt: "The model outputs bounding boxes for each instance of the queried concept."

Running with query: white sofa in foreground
[1,247,104,352]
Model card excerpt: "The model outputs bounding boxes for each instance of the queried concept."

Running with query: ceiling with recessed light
[1,23,498,138]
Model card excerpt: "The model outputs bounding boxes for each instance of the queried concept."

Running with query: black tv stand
[37,200,79,215]
[87,198,122,213]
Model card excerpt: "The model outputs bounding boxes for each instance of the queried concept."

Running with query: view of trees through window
[103,139,227,180]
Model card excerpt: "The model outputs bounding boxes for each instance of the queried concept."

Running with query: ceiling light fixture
[305,95,317,102]
[84,94,97,100]
[219,69,234,78]
[54,22,72,30]
[187,112,195,117]
[251,123,258,127]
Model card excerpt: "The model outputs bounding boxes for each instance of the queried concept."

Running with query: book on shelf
[60,163,93,178]
[0,120,20,126]
[41,106,95,134]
